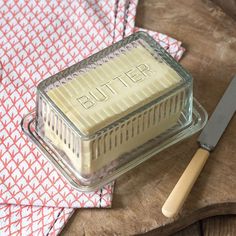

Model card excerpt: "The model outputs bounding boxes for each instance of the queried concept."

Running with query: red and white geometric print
[0,0,134,209]
[48,207,75,236]
[0,0,185,235]
[0,205,74,236]
[114,0,138,42]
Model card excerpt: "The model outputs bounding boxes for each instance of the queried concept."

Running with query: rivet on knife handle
[162,75,236,218]
[162,148,209,218]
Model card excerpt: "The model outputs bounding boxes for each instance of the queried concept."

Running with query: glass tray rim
[21,98,208,192]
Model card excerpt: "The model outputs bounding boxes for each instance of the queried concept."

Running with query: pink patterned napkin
[0,205,74,236]
[0,0,137,209]
[0,1,185,235]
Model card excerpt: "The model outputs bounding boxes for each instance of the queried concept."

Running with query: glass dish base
[21,98,207,192]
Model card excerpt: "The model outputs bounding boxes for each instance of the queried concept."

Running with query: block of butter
[36,32,192,181]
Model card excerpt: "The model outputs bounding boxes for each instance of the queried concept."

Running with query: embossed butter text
[76,63,152,109]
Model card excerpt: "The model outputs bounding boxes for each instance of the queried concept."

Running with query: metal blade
[198,75,236,151]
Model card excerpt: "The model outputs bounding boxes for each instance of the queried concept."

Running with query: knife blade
[198,76,236,150]
[162,75,236,218]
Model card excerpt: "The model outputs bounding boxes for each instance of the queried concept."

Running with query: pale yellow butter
[47,45,181,135]
[44,44,184,176]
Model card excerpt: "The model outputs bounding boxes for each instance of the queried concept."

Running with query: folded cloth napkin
[0,205,74,236]
[0,0,185,235]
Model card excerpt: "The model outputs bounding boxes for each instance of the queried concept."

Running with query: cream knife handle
[162,148,210,218]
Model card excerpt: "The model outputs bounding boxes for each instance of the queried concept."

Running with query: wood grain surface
[202,215,236,235]
[211,0,236,20]
[173,222,201,236]
[174,215,236,236]
[62,0,236,235]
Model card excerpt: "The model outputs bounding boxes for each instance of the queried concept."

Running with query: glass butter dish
[22,32,208,191]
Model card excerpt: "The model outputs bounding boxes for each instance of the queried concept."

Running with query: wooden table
[62,0,236,235]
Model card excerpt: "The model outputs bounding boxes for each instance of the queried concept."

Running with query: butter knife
[162,75,236,218]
